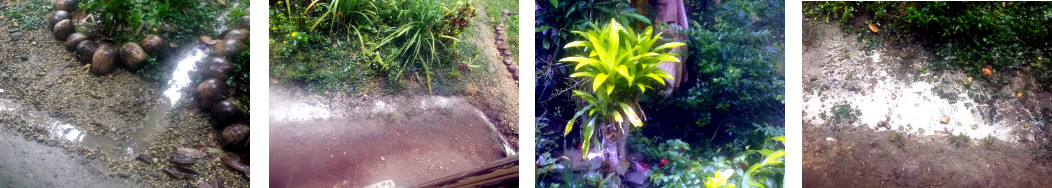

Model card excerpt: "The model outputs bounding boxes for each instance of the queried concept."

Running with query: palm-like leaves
[560,19,685,158]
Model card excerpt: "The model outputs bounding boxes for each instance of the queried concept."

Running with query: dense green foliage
[536,0,784,187]
[805,2,1052,90]
[80,0,244,43]
[642,0,785,151]
[270,0,485,93]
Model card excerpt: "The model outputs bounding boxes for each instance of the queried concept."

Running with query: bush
[642,0,785,151]
[806,2,1052,90]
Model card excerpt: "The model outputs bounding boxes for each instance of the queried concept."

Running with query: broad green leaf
[564,107,588,136]
[581,118,596,159]
[592,73,608,91]
[654,42,686,51]
[569,72,596,78]
[572,90,597,104]
[617,65,629,77]
[564,41,588,49]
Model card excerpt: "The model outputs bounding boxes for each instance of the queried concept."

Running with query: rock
[135,154,152,164]
[64,32,87,51]
[221,123,248,149]
[9,32,22,41]
[196,78,229,109]
[55,0,77,12]
[211,99,243,126]
[201,57,234,80]
[220,153,249,177]
[877,121,890,130]
[171,147,207,165]
[52,19,73,41]
[939,116,949,124]
[75,40,98,63]
[47,11,70,31]
[223,29,249,41]
[236,16,250,29]
[90,43,117,75]
[141,34,168,57]
[507,64,517,73]
[118,42,146,70]
[213,39,246,57]
[501,50,511,56]
[503,58,512,66]
[198,177,223,188]
[163,166,199,180]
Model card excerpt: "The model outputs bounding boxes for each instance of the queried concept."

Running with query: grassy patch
[3,0,50,30]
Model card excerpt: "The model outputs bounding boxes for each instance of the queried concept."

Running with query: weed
[889,132,906,149]
[982,136,995,150]
[949,132,970,148]
[829,103,861,126]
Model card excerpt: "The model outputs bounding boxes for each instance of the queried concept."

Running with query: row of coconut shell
[495,9,517,81]
[46,0,252,180]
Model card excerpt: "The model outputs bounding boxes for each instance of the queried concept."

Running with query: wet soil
[803,124,1052,187]
[802,21,1052,186]
[0,2,247,187]
[269,86,513,187]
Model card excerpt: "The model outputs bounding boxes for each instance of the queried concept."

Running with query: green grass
[3,0,50,30]
[829,103,861,126]
[477,0,518,59]
[889,132,906,149]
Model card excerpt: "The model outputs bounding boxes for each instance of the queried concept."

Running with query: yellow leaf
[868,23,879,33]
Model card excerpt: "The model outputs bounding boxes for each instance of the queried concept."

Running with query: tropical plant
[560,19,684,171]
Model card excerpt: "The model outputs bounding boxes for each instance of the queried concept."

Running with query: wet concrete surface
[269,86,513,188]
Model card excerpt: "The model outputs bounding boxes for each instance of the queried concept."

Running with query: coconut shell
[223,29,249,41]
[221,124,249,148]
[211,99,243,126]
[141,34,168,57]
[201,57,234,80]
[75,40,97,63]
[213,39,245,57]
[55,0,77,12]
[53,19,74,41]
[90,43,117,75]
[119,42,147,70]
[47,11,70,31]
[196,78,229,110]
[64,33,87,51]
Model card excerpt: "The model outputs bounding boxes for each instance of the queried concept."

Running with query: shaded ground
[0,1,247,186]
[802,20,1052,186]
[459,3,520,150]
[268,86,514,187]
[804,124,1052,187]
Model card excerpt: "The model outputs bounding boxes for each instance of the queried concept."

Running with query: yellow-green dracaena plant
[559,19,685,158]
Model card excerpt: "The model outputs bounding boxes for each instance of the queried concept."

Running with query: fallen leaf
[200,35,219,45]
[868,23,879,33]
[982,66,994,76]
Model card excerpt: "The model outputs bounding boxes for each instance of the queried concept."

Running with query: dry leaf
[868,23,879,33]
[200,35,219,45]
[982,65,994,76]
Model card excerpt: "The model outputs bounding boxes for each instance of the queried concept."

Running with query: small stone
[971,124,978,130]
[939,116,949,124]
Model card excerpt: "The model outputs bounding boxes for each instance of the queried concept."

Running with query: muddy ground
[0,1,247,187]
[802,20,1052,186]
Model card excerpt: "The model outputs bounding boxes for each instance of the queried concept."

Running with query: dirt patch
[0,4,246,187]
[804,124,1052,187]
[269,86,513,187]
[802,20,1052,186]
